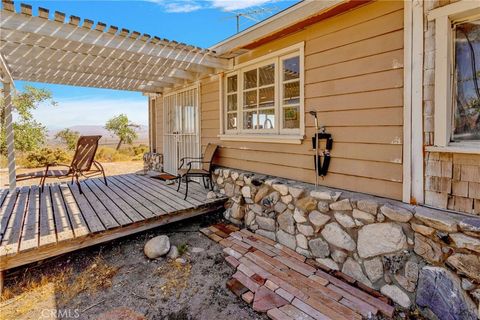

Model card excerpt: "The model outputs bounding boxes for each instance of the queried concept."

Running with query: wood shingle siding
[156,1,405,200]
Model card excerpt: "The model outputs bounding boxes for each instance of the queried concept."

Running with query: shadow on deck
[0,173,226,272]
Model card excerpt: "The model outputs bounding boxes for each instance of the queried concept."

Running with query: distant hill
[47,125,149,147]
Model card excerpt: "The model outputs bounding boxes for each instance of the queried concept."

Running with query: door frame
[162,84,201,174]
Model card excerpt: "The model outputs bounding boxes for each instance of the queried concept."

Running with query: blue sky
[11,0,296,129]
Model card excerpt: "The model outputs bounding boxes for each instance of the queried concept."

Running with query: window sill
[425,143,480,155]
[218,134,304,144]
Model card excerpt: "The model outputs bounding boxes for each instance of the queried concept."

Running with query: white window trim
[219,42,305,143]
[428,1,480,153]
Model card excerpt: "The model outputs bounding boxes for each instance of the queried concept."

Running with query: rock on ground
[381,285,411,309]
[144,235,170,259]
[357,223,406,258]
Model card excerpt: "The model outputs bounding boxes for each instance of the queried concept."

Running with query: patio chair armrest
[178,156,203,170]
[184,160,212,173]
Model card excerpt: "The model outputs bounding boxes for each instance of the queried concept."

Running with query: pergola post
[2,81,16,191]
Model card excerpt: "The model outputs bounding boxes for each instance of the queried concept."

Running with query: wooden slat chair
[176,143,218,200]
[16,135,107,193]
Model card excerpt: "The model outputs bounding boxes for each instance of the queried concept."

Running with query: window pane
[283,106,300,129]
[243,111,257,129]
[258,109,275,129]
[244,69,257,89]
[227,75,237,93]
[283,56,300,81]
[453,20,480,141]
[227,94,237,111]
[259,64,275,86]
[243,90,257,109]
[227,113,237,130]
[259,86,275,108]
[283,81,300,105]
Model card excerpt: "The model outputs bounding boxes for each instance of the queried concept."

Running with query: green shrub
[20,148,71,168]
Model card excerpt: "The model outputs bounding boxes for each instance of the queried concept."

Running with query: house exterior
[146,0,480,317]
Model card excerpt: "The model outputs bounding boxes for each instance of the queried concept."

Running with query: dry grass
[1,255,119,306]
[154,259,192,299]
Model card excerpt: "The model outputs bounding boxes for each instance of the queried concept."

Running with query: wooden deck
[0,173,226,272]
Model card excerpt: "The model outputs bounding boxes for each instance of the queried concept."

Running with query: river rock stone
[296,247,312,258]
[330,199,352,211]
[241,186,251,198]
[278,210,295,234]
[331,249,347,263]
[462,278,476,291]
[357,223,407,258]
[256,216,276,231]
[277,230,296,250]
[254,185,270,203]
[459,217,480,234]
[245,210,255,226]
[297,224,314,237]
[416,266,477,320]
[296,234,308,249]
[309,238,330,258]
[166,245,179,259]
[272,183,289,196]
[415,207,458,232]
[225,183,235,197]
[262,191,280,207]
[281,195,293,205]
[231,171,239,181]
[414,233,443,263]
[274,201,288,214]
[207,191,217,199]
[321,222,356,251]
[380,204,413,222]
[356,200,378,215]
[308,211,330,232]
[411,223,435,236]
[293,208,307,223]
[223,169,231,178]
[256,229,276,241]
[144,235,170,259]
[449,233,480,253]
[317,201,330,213]
[310,190,335,200]
[446,253,480,281]
[381,285,411,308]
[342,258,372,287]
[395,274,416,292]
[230,203,245,220]
[334,212,356,229]
[405,260,419,283]
[352,209,375,224]
[316,258,339,271]
[288,186,304,198]
[296,196,317,212]
[364,257,383,283]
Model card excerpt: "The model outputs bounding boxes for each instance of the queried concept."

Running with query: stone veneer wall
[422,0,480,215]
[211,167,480,319]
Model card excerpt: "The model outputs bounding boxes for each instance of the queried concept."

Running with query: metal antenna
[227,7,278,33]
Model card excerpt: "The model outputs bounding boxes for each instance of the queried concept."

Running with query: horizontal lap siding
[186,1,404,200]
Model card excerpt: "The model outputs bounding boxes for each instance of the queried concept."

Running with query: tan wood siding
[153,0,405,200]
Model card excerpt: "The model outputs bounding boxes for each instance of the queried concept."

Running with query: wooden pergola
[0,0,230,190]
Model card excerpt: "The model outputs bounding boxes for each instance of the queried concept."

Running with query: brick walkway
[201,224,395,320]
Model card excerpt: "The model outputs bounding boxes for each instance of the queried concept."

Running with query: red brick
[226,278,248,297]
[238,263,255,277]
[223,247,242,259]
[253,286,288,313]
[275,243,306,262]
[233,271,260,293]
[242,291,254,304]
[239,256,272,279]
[267,308,294,320]
[327,284,378,317]
[292,298,330,320]
[219,238,234,248]
[279,305,315,320]
[265,279,279,291]
[225,255,240,268]
[231,243,249,255]
[308,274,329,286]
[251,273,266,286]
[199,227,212,236]
[231,238,252,250]
[275,288,294,302]
[208,233,223,242]
[274,255,315,276]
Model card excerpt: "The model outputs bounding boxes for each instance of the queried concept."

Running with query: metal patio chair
[176,143,218,200]
[16,135,107,193]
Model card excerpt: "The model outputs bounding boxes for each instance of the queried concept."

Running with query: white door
[163,86,200,175]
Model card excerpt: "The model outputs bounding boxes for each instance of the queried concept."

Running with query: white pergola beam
[0,10,229,70]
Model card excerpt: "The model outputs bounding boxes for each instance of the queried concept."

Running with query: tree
[0,85,56,156]
[105,114,139,150]
[55,128,80,151]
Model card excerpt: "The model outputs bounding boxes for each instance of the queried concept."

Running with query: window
[452,19,480,141]
[428,2,480,151]
[221,43,304,142]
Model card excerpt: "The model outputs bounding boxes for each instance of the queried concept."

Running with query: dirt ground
[0,212,267,320]
[0,161,144,188]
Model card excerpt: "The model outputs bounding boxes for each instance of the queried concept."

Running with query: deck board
[0,173,226,271]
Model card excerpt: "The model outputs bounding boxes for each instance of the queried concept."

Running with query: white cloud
[210,0,275,11]
[148,0,277,13]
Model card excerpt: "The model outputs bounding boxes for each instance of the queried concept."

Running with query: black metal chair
[176,143,218,200]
